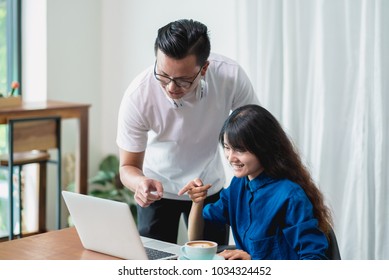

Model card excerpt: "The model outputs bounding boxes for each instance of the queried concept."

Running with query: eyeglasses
[153,60,203,89]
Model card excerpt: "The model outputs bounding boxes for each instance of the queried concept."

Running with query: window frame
[5,0,21,94]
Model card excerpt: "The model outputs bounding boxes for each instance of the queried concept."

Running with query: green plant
[67,154,137,224]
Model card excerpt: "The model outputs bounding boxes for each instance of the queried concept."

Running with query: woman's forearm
[188,201,205,241]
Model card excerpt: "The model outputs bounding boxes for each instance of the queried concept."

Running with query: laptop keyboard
[145,247,175,260]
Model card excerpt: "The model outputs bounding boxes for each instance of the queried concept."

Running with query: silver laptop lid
[62,191,178,260]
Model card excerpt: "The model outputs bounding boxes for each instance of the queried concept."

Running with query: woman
[178,104,333,260]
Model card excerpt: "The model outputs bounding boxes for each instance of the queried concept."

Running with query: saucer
[178,254,224,260]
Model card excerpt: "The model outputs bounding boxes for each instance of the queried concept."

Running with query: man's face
[154,50,205,100]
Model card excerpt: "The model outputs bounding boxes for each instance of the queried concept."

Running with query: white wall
[22,0,47,102]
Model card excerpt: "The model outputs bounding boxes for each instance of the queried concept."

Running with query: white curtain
[235,0,389,259]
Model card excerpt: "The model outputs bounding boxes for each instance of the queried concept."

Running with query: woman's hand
[218,249,252,260]
[178,178,211,240]
[178,178,212,203]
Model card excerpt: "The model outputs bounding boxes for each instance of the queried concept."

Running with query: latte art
[187,241,216,248]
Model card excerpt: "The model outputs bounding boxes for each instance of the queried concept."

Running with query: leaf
[66,182,76,192]
[88,170,115,185]
[99,154,119,174]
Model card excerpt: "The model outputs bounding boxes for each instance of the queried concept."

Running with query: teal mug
[181,240,218,260]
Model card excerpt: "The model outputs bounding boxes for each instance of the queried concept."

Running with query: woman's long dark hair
[219,104,333,234]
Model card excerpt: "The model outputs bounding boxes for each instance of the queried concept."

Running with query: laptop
[62,191,180,260]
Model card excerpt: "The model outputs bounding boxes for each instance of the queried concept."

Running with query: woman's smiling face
[223,135,264,180]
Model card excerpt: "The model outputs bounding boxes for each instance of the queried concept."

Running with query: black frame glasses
[153,60,202,89]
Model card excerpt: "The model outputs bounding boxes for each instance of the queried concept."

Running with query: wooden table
[0,227,120,260]
[0,100,90,194]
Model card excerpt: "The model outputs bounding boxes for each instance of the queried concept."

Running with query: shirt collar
[246,172,275,192]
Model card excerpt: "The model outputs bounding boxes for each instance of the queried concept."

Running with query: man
[117,19,258,244]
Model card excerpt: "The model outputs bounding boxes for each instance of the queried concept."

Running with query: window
[0,0,21,96]
[0,0,21,239]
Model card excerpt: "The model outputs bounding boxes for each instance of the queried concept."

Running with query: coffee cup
[180,240,218,260]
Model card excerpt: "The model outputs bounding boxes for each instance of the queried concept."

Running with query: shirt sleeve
[116,89,149,152]
[282,189,329,260]
[203,187,230,226]
[231,64,260,110]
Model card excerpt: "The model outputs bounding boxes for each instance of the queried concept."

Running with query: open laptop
[62,191,180,260]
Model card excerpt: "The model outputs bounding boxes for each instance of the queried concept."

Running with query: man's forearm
[119,165,146,193]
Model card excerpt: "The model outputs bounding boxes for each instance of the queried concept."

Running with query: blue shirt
[203,172,328,260]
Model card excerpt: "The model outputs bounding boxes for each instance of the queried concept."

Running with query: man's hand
[178,178,212,203]
[134,178,164,207]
